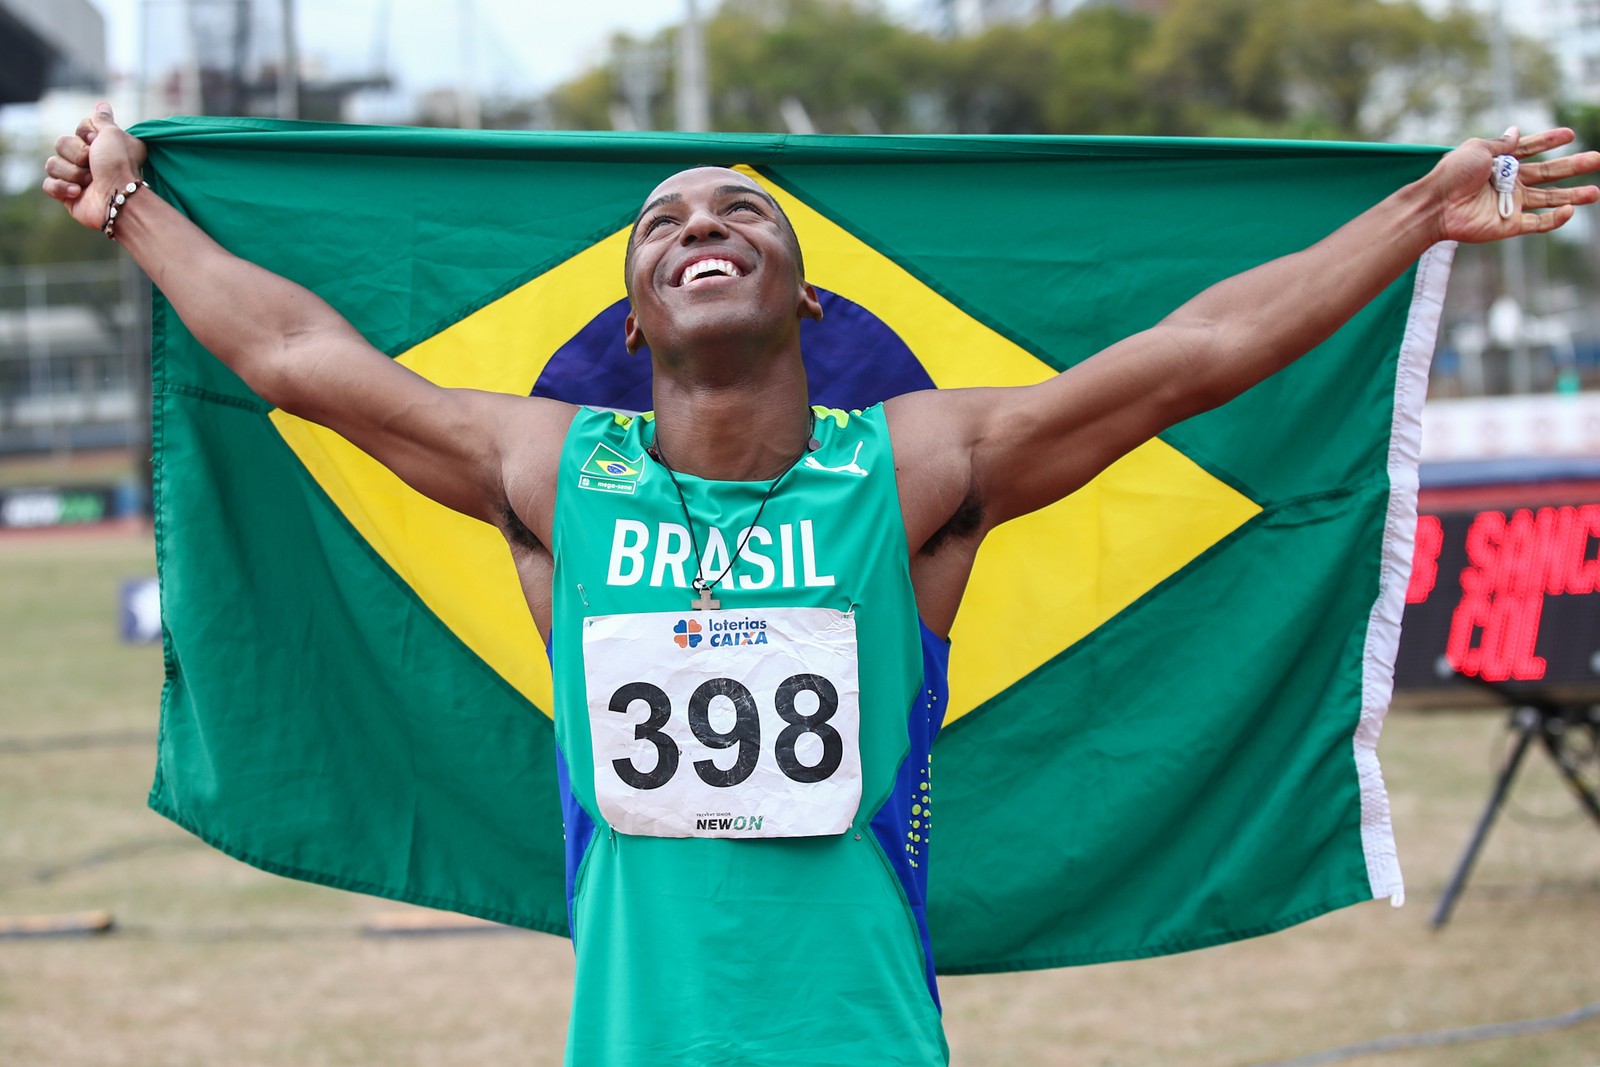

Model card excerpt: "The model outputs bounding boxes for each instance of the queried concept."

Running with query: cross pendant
[691,583,721,611]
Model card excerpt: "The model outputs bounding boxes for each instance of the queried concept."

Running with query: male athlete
[44,105,1600,1065]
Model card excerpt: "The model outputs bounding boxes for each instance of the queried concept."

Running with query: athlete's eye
[642,214,676,235]
[727,199,763,215]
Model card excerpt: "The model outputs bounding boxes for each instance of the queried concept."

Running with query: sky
[7,1,791,183]
[92,0,929,104]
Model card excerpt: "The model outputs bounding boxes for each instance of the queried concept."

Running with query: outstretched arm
[891,128,1599,555]
[42,104,570,532]
[891,127,1599,631]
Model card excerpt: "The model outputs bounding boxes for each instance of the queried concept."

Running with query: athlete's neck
[649,364,812,481]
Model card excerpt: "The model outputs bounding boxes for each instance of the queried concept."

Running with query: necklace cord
[653,413,815,595]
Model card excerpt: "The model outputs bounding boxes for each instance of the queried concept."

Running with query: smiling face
[622,167,821,361]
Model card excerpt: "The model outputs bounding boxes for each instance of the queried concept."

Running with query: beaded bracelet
[103,180,150,241]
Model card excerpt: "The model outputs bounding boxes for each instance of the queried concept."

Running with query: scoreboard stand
[1430,684,1600,928]
[1395,463,1600,927]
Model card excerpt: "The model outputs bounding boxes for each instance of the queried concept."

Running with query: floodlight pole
[139,0,151,121]
[676,0,710,132]
[179,0,204,114]
[1492,0,1532,394]
[278,0,299,119]
[458,0,480,129]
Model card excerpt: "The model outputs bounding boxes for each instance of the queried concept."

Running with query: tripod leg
[1430,709,1539,929]
[1538,710,1600,830]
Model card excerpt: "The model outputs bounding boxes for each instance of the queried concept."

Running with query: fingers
[42,154,91,199]
[1520,150,1600,185]
[55,132,89,168]
[1478,127,1575,162]
[41,175,80,204]
[1522,203,1575,235]
[1520,182,1600,210]
[1488,125,1520,156]
[73,102,121,149]
[1519,186,1564,209]
[84,102,117,135]
[1512,127,1576,158]
[45,151,90,186]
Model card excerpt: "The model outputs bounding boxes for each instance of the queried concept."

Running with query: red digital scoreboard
[1395,479,1600,705]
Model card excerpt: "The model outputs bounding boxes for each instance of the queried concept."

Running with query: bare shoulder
[883,389,990,555]
[498,393,581,459]
[495,394,580,544]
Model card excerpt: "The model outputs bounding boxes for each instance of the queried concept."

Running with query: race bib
[582,606,862,838]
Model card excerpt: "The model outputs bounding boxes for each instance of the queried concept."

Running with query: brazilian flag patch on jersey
[578,442,644,494]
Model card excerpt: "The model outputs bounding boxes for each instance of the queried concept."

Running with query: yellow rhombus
[271,170,1261,726]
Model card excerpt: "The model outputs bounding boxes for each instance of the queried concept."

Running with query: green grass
[0,535,159,735]
[0,531,1596,1066]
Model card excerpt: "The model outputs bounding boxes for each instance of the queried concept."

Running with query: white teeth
[679,258,743,285]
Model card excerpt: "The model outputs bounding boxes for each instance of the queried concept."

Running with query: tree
[547,57,622,131]
[708,0,940,132]
[1036,5,1161,136]
[0,135,113,269]
[1137,0,1292,135]
[536,0,1559,142]
[1139,0,1556,141]
[938,7,1157,135]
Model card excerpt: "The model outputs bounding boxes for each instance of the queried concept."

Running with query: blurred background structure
[3,1,1600,523]
[0,0,105,107]
[0,6,1595,1065]
[0,0,145,530]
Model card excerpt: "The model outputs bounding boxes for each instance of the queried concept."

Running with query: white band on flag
[1358,238,1457,907]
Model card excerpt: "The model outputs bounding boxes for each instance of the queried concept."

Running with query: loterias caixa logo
[671,616,771,650]
[672,618,703,649]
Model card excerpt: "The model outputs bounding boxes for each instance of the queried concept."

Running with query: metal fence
[2,250,1597,462]
[0,260,150,456]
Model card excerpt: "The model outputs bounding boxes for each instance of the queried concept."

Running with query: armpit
[918,485,984,557]
[500,503,544,555]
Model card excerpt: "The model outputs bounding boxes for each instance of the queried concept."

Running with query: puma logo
[804,442,869,476]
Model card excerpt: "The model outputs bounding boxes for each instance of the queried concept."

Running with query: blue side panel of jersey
[554,745,597,943]
[549,641,597,943]
[869,621,951,1010]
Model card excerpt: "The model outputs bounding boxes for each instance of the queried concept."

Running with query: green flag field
[134,120,1459,970]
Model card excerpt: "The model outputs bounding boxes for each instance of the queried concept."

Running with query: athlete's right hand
[41,102,149,232]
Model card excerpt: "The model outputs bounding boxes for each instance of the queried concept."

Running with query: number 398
[607,674,842,790]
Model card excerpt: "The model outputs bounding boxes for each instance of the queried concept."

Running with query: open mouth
[678,258,745,286]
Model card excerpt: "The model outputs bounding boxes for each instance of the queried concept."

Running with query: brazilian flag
[140,118,1447,972]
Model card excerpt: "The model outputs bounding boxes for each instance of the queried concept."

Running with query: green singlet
[550,403,952,1066]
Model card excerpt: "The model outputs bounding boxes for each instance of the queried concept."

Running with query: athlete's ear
[624,310,646,355]
[798,282,823,323]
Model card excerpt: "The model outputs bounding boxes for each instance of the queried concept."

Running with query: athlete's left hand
[1429,127,1600,244]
